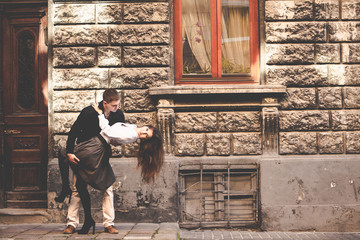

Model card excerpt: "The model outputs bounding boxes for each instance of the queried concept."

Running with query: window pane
[17,31,35,110]
[182,0,211,75]
[221,0,250,74]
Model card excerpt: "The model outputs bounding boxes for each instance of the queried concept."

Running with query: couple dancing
[55,89,164,234]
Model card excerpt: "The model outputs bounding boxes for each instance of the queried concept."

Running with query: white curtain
[182,0,212,74]
[221,2,250,73]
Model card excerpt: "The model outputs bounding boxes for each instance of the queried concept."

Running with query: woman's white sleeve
[98,114,111,132]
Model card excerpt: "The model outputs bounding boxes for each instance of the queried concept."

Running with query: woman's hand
[92,104,103,115]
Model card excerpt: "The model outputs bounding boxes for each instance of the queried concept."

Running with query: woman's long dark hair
[137,125,164,183]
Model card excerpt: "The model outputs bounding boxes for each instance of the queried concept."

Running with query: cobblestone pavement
[1,223,360,240]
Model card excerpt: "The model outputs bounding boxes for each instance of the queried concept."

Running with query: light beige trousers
[66,172,115,228]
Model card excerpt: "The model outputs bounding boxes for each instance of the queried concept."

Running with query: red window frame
[174,0,259,85]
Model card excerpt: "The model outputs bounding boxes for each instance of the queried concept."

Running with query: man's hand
[67,153,80,165]
[91,104,103,115]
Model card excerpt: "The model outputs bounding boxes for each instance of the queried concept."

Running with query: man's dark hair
[103,88,120,103]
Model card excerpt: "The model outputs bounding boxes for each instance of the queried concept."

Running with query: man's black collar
[98,101,105,111]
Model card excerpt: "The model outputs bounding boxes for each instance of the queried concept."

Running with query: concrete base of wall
[47,157,179,224]
[260,155,360,232]
[0,209,51,224]
[48,155,360,231]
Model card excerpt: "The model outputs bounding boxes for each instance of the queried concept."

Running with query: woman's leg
[55,147,72,203]
[76,175,95,234]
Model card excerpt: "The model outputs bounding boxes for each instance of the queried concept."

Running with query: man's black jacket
[66,101,125,154]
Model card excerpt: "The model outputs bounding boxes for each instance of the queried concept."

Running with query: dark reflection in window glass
[17,31,35,110]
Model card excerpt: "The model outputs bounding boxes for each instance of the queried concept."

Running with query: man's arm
[65,109,88,165]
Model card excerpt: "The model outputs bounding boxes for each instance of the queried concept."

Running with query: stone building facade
[46,0,360,232]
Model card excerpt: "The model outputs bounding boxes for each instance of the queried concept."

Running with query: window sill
[149,84,286,96]
[149,85,286,110]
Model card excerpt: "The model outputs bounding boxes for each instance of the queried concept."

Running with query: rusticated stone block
[111,145,122,157]
[53,4,95,24]
[266,22,326,43]
[265,0,313,20]
[280,88,316,110]
[206,134,231,156]
[279,132,317,154]
[97,4,122,23]
[124,142,139,157]
[53,26,108,46]
[318,132,344,154]
[328,65,360,85]
[266,44,314,64]
[110,25,170,45]
[124,112,157,126]
[344,87,360,108]
[315,44,340,63]
[123,90,155,112]
[53,47,95,67]
[332,110,360,130]
[53,113,78,133]
[233,133,262,155]
[318,87,342,109]
[342,0,360,20]
[314,0,340,20]
[218,112,261,132]
[53,90,95,112]
[53,69,108,89]
[342,44,360,63]
[175,113,217,133]
[346,132,360,153]
[124,3,169,23]
[110,68,169,89]
[53,135,67,157]
[123,46,169,66]
[98,47,122,67]
[280,111,330,131]
[266,66,327,86]
[329,22,360,42]
[175,134,205,156]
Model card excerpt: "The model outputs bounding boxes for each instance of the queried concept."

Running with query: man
[58,89,124,234]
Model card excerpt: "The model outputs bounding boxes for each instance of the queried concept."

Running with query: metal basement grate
[179,163,259,228]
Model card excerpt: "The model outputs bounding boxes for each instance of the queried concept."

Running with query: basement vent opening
[179,163,259,228]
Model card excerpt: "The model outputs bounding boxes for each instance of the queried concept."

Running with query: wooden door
[1,4,48,208]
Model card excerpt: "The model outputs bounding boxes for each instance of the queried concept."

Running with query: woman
[56,105,164,234]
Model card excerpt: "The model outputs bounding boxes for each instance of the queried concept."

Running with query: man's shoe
[63,225,75,234]
[104,225,119,234]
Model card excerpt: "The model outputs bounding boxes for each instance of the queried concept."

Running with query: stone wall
[266,0,360,155]
[261,0,360,232]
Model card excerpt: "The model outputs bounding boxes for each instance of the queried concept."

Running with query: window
[175,0,259,84]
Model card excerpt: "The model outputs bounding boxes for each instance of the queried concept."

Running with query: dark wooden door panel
[1,4,48,208]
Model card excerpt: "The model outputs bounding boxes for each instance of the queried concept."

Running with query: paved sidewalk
[1,223,360,240]
[0,223,179,240]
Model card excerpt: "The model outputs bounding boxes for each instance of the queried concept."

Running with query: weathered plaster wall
[261,156,360,231]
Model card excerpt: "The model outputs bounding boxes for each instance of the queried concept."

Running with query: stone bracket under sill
[149,85,286,155]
